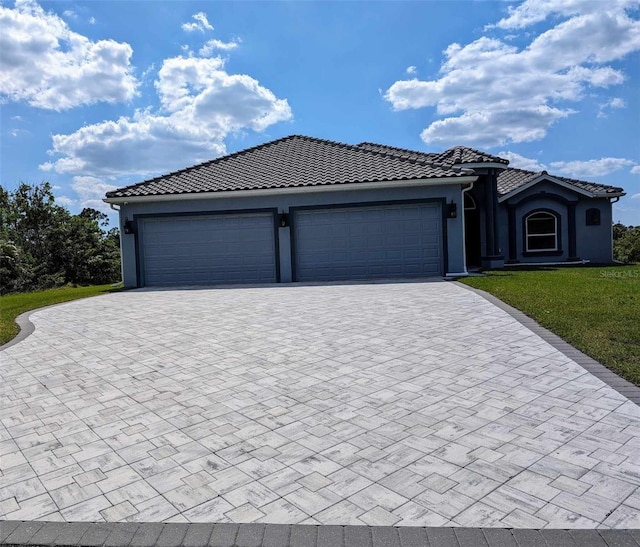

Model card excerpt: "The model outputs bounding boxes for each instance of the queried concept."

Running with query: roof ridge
[357,141,439,158]
[355,141,470,173]
[440,145,510,165]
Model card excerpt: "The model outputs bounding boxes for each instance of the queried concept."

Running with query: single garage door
[294,202,443,281]
[140,212,277,286]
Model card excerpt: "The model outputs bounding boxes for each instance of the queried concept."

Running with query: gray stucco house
[104,135,625,288]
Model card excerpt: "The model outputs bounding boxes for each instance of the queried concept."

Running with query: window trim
[524,210,561,254]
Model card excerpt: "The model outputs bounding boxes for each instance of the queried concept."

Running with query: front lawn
[0,284,120,346]
[460,265,640,386]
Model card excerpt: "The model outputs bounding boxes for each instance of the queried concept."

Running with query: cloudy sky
[1,0,639,225]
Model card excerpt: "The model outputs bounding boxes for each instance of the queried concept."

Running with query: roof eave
[103,175,479,205]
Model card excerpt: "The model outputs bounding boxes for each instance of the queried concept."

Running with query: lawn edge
[0,291,116,351]
[454,280,640,405]
[0,306,38,350]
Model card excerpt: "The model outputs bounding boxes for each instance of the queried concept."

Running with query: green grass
[460,265,640,386]
[0,284,120,346]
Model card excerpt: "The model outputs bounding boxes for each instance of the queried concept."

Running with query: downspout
[446,181,474,277]
[108,203,125,284]
[610,196,621,263]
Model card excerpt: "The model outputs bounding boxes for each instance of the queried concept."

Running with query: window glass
[526,211,557,252]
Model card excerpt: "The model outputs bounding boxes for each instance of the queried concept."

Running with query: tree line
[0,182,121,295]
[613,223,640,264]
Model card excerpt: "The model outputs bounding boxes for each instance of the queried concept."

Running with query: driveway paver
[1,280,639,528]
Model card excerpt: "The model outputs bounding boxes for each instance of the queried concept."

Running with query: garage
[139,212,277,286]
[292,201,444,281]
[108,136,477,287]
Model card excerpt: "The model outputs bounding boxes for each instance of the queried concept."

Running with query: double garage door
[139,203,443,286]
[141,213,277,286]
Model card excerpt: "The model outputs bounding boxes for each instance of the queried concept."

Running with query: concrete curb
[1,522,639,547]
[0,308,37,351]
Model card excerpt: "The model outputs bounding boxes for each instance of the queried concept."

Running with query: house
[104,135,625,288]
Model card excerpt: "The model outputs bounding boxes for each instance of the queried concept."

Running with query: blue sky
[1,0,639,226]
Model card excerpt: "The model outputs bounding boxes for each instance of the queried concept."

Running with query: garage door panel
[141,213,276,286]
[294,203,443,281]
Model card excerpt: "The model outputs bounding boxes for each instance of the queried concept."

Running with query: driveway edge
[0,309,37,351]
[454,281,640,406]
[1,522,639,547]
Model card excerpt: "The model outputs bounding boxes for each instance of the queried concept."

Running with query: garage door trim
[289,198,448,282]
[132,208,280,287]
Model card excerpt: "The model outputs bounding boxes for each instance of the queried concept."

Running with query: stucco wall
[499,181,614,264]
[575,197,614,263]
[116,183,466,287]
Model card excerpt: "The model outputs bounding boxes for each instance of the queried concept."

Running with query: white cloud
[89,16,95,25]
[598,96,628,117]
[181,12,213,33]
[406,66,417,75]
[631,166,640,175]
[491,0,638,30]
[53,177,118,213]
[498,151,547,172]
[607,97,626,109]
[550,158,636,178]
[55,195,75,208]
[199,38,240,56]
[419,107,573,148]
[72,176,118,211]
[0,0,138,110]
[385,2,640,147]
[41,55,292,177]
[631,193,640,199]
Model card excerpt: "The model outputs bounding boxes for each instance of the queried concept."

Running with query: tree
[613,223,640,264]
[0,182,121,294]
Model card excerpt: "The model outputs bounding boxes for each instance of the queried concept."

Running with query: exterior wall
[499,181,615,264]
[575,197,614,263]
[116,183,466,287]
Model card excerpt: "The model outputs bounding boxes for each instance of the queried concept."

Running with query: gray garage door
[140,213,277,286]
[294,202,443,281]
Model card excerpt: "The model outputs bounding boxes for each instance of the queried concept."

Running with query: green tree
[613,223,640,263]
[0,182,121,294]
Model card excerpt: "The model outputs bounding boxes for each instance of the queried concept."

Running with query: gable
[498,171,624,202]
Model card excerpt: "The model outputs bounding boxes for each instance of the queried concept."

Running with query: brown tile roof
[357,143,509,166]
[105,135,473,199]
[105,135,624,200]
[497,168,625,197]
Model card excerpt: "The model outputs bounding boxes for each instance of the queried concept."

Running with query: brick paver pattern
[1,281,639,528]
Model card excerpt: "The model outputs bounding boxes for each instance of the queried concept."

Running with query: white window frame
[525,211,558,252]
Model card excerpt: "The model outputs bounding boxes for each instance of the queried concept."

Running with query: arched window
[525,211,558,252]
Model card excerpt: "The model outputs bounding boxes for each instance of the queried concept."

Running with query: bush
[613,223,640,264]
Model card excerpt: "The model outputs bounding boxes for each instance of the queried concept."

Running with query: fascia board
[103,176,478,205]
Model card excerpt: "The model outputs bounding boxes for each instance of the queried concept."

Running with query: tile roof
[357,143,623,197]
[105,134,624,200]
[105,135,473,199]
[357,142,509,166]
[497,168,625,197]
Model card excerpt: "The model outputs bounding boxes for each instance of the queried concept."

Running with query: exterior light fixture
[123,218,134,234]
[279,213,290,228]
[447,201,457,219]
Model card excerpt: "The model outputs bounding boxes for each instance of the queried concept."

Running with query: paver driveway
[1,281,639,528]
